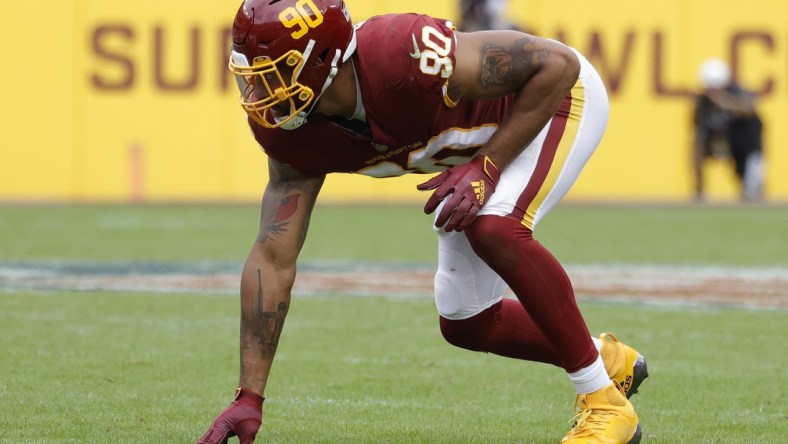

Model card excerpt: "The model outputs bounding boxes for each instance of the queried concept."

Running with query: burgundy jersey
[250,13,513,177]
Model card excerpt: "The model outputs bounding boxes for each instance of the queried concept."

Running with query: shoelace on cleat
[565,398,617,438]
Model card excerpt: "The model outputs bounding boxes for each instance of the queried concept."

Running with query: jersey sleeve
[356,14,457,108]
[406,15,457,93]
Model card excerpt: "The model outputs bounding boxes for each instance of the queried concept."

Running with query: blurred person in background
[458,0,521,31]
[692,58,765,202]
[198,1,647,443]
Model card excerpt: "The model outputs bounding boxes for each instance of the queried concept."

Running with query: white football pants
[433,49,610,320]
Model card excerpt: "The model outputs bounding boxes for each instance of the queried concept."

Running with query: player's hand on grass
[417,155,501,232]
[198,388,264,444]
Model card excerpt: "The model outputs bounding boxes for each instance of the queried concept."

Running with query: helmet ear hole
[313,49,330,67]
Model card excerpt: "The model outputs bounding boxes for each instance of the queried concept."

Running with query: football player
[198,1,648,443]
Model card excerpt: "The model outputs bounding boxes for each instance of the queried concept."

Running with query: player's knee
[433,245,482,319]
[434,268,473,318]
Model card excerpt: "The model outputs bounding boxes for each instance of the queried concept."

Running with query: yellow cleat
[599,333,648,398]
[562,381,642,444]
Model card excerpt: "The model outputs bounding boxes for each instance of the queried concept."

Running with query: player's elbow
[550,45,580,92]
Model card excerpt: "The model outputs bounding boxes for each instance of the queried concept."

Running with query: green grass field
[1,204,786,443]
[1,203,787,265]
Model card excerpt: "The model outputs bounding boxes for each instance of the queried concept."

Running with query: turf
[0,291,785,443]
[1,203,787,265]
[1,203,787,443]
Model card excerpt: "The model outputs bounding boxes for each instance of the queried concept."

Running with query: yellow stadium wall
[1,0,785,203]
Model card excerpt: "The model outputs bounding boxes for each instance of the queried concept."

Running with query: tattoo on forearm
[480,37,548,87]
[259,193,300,243]
[257,269,264,313]
[274,194,299,222]
[243,268,289,358]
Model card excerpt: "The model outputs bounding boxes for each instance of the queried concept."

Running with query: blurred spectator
[692,58,765,202]
[458,0,520,31]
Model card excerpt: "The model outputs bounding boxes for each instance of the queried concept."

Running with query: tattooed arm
[238,157,325,395]
[448,30,580,169]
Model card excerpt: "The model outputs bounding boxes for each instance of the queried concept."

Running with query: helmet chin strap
[350,59,366,122]
[275,111,308,130]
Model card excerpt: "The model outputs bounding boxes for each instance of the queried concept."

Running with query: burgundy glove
[197,388,264,444]
[417,155,501,232]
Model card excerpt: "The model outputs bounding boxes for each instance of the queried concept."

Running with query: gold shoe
[599,333,648,398]
[562,381,642,444]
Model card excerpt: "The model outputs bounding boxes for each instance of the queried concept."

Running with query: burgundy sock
[463,215,597,372]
